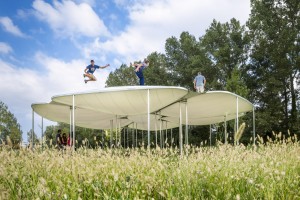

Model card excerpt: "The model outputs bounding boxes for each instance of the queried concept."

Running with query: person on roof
[130,58,150,85]
[193,72,206,93]
[83,60,109,84]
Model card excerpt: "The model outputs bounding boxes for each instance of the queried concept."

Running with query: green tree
[200,18,250,91]
[225,66,249,98]
[165,32,203,89]
[246,0,300,134]
[106,64,137,87]
[0,101,22,147]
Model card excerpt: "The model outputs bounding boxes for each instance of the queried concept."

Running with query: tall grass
[0,136,299,199]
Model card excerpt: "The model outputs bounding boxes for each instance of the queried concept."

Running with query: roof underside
[32,86,253,130]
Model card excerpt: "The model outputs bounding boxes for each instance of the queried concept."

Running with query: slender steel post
[119,118,121,147]
[165,122,168,146]
[171,128,173,146]
[132,127,134,148]
[224,113,227,144]
[147,89,150,148]
[110,120,113,148]
[179,102,183,156]
[115,116,118,147]
[185,102,188,146]
[209,124,212,146]
[126,127,129,148]
[235,96,239,145]
[253,106,256,145]
[41,117,44,150]
[135,123,138,147]
[69,107,72,148]
[155,113,157,147]
[32,109,34,150]
[159,118,162,148]
[123,127,126,148]
[72,95,75,152]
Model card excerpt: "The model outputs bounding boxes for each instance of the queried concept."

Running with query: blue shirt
[86,64,100,74]
[194,75,205,86]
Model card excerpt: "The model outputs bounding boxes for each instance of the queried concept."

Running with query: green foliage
[225,66,249,98]
[106,64,137,87]
[200,18,250,90]
[0,101,22,147]
[246,0,300,134]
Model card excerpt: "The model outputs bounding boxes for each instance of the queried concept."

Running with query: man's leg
[140,76,144,85]
[200,86,204,93]
[135,71,144,85]
[85,74,97,83]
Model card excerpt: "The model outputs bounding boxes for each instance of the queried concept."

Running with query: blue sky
[0,0,250,141]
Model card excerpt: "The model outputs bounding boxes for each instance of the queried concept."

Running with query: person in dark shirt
[130,58,150,85]
[83,60,109,83]
[56,129,63,149]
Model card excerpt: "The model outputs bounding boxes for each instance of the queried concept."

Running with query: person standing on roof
[130,58,150,85]
[193,72,206,93]
[83,60,109,84]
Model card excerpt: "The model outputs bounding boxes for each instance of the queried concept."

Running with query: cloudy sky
[0,0,251,141]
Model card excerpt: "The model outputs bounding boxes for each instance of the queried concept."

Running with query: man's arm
[135,62,149,72]
[84,67,88,73]
[135,63,143,72]
[100,64,110,69]
[204,78,206,87]
[193,79,196,89]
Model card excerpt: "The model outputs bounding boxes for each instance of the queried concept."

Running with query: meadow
[0,136,300,199]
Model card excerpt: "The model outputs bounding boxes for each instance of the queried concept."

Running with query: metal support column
[253,106,256,145]
[179,102,183,156]
[185,102,188,146]
[72,95,75,152]
[224,113,227,144]
[209,124,212,146]
[236,96,239,146]
[147,89,150,148]
[110,120,113,148]
[32,109,34,150]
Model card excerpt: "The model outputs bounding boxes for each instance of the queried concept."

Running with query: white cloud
[82,0,250,63]
[0,16,26,37]
[0,55,110,137]
[32,0,110,38]
[0,42,13,54]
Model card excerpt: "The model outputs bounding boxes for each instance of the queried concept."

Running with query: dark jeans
[135,70,144,85]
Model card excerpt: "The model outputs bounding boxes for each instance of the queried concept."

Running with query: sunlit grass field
[1,136,300,199]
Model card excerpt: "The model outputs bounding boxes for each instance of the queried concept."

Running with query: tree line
[106,0,300,142]
[1,0,299,147]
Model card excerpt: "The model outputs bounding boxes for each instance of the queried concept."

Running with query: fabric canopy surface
[32,102,131,129]
[32,86,253,130]
[52,86,188,116]
[160,91,253,125]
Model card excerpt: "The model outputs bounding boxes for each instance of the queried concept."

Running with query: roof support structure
[253,107,256,145]
[179,102,183,156]
[185,102,188,146]
[147,89,150,148]
[31,108,34,150]
[72,95,75,152]
[224,113,228,145]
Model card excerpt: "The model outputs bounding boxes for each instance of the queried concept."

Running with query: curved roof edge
[52,85,188,99]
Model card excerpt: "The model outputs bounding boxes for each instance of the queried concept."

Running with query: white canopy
[160,91,253,125]
[32,86,253,130]
[32,102,131,130]
[51,86,188,116]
